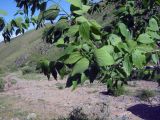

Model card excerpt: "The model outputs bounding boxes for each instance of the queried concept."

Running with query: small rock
[27,113,37,120]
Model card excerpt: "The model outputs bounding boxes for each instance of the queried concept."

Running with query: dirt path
[0,73,160,120]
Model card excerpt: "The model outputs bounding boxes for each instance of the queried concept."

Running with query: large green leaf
[79,22,90,40]
[64,52,83,64]
[55,38,64,46]
[152,54,159,64]
[127,40,137,52]
[118,22,131,40]
[123,56,132,76]
[137,33,154,44]
[136,45,154,53]
[76,16,88,23]
[148,18,159,31]
[43,5,60,20]
[94,46,115,66]
[67,0,82,8]
[147,31,160,39]
[73,5,90,15]
[71,58,89,76]
[55,17,69,31]
[109,34,122,46]
[105,45,114,54]
[89,20,101,35]
[66,25,79,36]
[132,49,146,68]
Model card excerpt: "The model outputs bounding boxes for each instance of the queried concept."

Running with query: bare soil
[0,72,160,120]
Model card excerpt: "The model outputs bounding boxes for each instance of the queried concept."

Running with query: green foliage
[67,107,89,120]
[111,85,126,97]
[137,90,155,101]
[21,66,35,75]
[0,78,5,92]
[94,46,115,66]
[11,79,17,85]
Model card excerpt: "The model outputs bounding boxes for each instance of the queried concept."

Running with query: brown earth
[0,72,160,120]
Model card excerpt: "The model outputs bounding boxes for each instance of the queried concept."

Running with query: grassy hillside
[0,28,62,72]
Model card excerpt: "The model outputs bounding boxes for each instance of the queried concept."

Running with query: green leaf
[64,52,83,64]
[109,34,122,46]
[132,49,146,68]
[72,81,78,91]
[92,33,101,40]
[127,40,137,52]
[73,5,90,15]
[137,33,154,44]
[67,0,82,8]
[89,20,102,29]
[123,56,132,76]
[79,22,90,40]
[67,25,79,36]
[55,38,64,46]
[0,10,7,16]
[43,5,60,20]
[82,5,91,12]
[152,54,159,64]
[81,73,87,85]
[94,46,115,66]
[118,22,131,40]
[136,45,154,53]
[147,31,160,39]
[105,45,114,54]
[148,18,159,31]
[117,43,129,53]
[89,20,102,35]
[71,58,89,76]
[55,17,69,31]
[76,16,88,23]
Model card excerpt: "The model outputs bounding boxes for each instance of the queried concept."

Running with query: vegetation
[0,78,5,92]
[137,89,155,102]
[0,0,160,96]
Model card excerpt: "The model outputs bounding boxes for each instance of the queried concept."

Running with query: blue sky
[0,0,70,42]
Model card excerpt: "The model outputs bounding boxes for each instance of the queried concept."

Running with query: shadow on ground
[127,104,160,120]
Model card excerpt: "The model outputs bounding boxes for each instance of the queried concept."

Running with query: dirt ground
[0,72,160,120]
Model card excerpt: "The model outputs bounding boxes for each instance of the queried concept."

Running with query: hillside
[0,28,62,71]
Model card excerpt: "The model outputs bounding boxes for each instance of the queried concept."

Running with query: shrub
[112,85,126,97]
[55,83,64,90]
[0,78,5,92]
[0,67,4,74]
[68,107,89,120]
[137,90,155,101]
[21,66,35,75]
[11,79,17,85]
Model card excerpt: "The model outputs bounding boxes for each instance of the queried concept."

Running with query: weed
[0,78,5,92]
[110,85,126,97]
[68,107,89,120]
[55,83,64,90]
[137,90,155,102]
[11,79,17,85]
[21,66,35,75]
